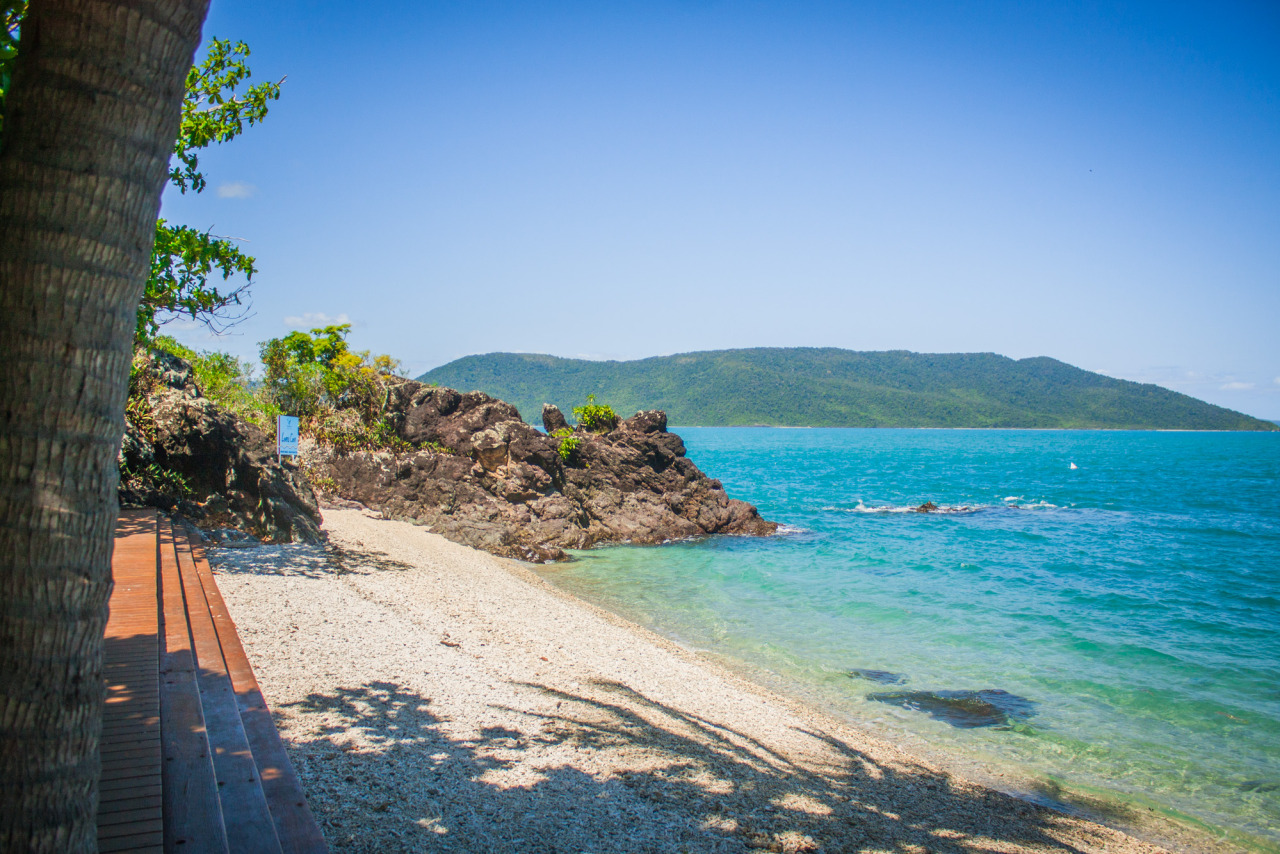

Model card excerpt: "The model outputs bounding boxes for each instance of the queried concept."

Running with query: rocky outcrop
[120,352,322,543]
[306,380,777,562]
[542,403,569,433]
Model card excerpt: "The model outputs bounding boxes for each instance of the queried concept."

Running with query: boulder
[542,403,569,433]
[120,351,322,544]
[867,689,1037,729]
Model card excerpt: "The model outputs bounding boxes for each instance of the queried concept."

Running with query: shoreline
[210,508,1230,853]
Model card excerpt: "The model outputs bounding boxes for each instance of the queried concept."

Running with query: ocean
[532,428,1280,849]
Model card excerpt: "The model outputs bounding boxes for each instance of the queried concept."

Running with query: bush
[139,323,411,461]
[572,394,618,433]
[120,461,191,498]
[151,335,271,427]
[312,409,408,454]
[259,324,403,436]
[551,428,581,460]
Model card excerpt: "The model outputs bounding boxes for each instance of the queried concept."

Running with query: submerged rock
[868,689,1037,729]
[848,669,908,685]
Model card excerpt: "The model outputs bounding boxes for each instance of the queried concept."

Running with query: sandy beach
[209,507,1203,853]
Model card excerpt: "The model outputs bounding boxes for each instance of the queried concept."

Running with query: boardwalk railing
[99,510,327,853]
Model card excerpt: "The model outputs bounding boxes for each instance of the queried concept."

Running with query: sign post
[276,414,299,462]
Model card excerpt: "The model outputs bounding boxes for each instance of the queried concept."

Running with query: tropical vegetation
[418,348,1279,431]
[145,325,407,452]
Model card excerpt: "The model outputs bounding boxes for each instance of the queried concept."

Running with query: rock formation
[120,351,323,543]
[541,403,569,433]
[867,689,1038,729]
[305,380,778,561]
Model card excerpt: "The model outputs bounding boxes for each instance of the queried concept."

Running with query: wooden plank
[158,521,230,853]
[97,805,167,828]
[186,532,329,854]
[98,512,165,853]
[175,523,284,854]
[98,816,164,838]
[101,737,162,756]
[100,763,162,784]
[101,721,162,737]
[98,831,164,853]
[99,777,161,796]
[99,792,164,813]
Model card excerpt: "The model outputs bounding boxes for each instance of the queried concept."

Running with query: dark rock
[867,689,1037,728]
[542,403,569,433]
[120,351,323,544]
[623,410,668,434]
[392,384,523,456]
[848,669,908,685]
[305,383,778,561]
[915,501,939,513]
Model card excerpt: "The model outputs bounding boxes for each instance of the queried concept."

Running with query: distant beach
[209,507,1214,853]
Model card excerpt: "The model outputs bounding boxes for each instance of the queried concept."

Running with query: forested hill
[418,348,1279,431]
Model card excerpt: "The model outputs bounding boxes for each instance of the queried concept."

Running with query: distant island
[418,348,1278,431]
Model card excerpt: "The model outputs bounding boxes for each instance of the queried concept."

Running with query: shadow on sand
[275,678,1139,854]
[210,541,416,579]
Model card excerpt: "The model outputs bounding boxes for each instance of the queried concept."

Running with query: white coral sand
[211,508,1212,854]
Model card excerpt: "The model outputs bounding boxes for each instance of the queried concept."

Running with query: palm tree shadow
[209,541,416,579]
[275,678,1134,854]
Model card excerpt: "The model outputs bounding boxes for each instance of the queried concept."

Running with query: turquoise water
[534,429,1280,848]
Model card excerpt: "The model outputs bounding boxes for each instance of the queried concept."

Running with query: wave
[775,523,811,535]
[821,499,1061,515]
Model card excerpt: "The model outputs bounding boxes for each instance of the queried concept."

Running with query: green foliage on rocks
[120,460,192,499]
[258,324,405,450]
[151,335,270,427]
[259,324,402,424]
[551,428,581,460]
[572,394,619,433]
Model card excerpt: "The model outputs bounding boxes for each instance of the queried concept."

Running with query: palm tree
[0,1,209,849]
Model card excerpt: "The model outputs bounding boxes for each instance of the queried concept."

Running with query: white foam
[823,499,1061,515]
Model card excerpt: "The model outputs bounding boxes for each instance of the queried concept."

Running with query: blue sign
[277,415,299,457]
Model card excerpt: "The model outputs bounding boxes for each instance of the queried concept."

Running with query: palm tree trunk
[0,1,208,850]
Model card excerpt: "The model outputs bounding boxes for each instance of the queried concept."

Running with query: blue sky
[161,0,1280,418]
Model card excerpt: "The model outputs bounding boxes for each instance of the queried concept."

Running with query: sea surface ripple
[536,428,1280,848]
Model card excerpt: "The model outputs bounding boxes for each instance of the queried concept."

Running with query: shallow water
[534,428,1280,848]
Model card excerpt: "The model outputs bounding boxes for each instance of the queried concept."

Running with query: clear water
[533,428,1280,848]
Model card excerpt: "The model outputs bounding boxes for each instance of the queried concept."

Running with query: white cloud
[216,181,257,199]
[1220,381,1255,391]
[283,312,351,329]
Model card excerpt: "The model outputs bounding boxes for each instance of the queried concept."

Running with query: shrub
[151,335,270,426]
[120,461,191,498]
[572,394,618,433]
[551,428,581,460]
[259,324,403,436]
[313,410,409,454]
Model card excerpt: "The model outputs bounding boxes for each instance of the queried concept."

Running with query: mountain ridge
[418,348,1278,431]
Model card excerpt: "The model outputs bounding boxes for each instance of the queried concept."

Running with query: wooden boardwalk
[98,510,327,853]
